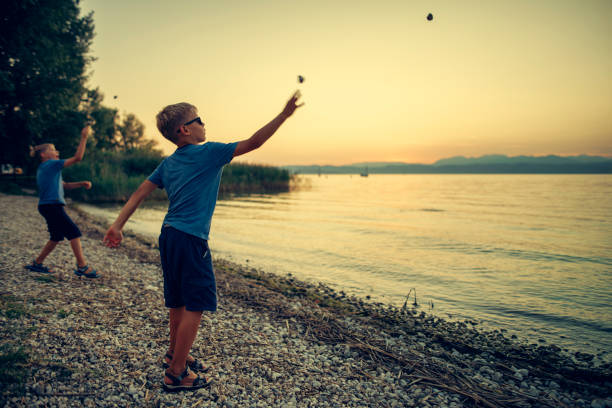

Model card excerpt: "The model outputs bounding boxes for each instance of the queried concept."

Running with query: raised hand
[81,125,91,139]
[281,90,304,118]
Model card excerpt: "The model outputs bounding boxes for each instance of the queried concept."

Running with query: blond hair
[156,102,197,143]
[29,143,52,159]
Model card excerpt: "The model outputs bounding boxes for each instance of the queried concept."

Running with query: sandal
[162,353,210,372]
[25,261,52,274]
[74,265,100,279]
[162,367,212,392]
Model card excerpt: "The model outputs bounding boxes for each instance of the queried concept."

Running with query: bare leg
[69,237,86,268]
[166,307,199,366]
[168,307,184,355]
[35,240,58,264]
[166,309,203,385]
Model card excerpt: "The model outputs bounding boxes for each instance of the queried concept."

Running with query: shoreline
[0,193,610,407]
[74,193,611,365]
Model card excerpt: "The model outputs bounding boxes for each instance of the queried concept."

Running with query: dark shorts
[38,204,82,242]
[159,226,217,312]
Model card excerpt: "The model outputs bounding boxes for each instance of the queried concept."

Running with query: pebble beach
[0,193,610,408]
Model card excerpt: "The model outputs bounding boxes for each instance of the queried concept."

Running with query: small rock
[516,368,529,377]
[527,386,539,397]
[591,400,605,408]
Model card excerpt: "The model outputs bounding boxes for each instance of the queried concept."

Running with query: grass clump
[0,295,38,403]
[33,274,56,283]
[0,344,30,397]
[0,295,28,319]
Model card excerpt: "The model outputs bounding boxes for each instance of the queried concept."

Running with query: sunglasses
[177,117,203,133]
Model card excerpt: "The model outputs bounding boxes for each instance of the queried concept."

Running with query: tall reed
[62,151,292,202]
[220,163,292,195]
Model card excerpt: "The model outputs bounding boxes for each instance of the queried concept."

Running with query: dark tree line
[0,0,158,175]
[81,88,158,152]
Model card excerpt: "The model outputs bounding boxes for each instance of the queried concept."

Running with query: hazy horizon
[283,153,612,167]
[81,0,612,166]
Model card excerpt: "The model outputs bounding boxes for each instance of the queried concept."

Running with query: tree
[91,106,119,150]
[81,87,119,151]
[0,0,94,171]
[117,113,146,151]
[81,88,158,152]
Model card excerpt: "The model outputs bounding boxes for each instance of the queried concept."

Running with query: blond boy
[103,91,302,391]
[26,125,99,278]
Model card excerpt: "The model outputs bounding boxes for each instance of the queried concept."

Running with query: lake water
[80,174,612,363]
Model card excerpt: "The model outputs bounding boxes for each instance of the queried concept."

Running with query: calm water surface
[81,174,612,363]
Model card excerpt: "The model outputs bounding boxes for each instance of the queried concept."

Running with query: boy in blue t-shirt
[26,125,100,278]
[103,91,302,391]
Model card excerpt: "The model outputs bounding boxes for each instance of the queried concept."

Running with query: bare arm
[233,91,303,157]
[63,181,92,190]
[64,126,90,168]
[103,180,158,247]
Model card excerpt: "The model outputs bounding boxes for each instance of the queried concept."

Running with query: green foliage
[0,0,287,203]
[0,181,24,195]
[86,88,119,151]
[0,176,37,195]
[63,149,167,202]
[57,309,69,319]
[61,151,291,202]
[81,88,159,152]
[0,295,28,319]
[121,149,165,174]
[0,344,29,397]
[0,0,95,172]
[0,1,158,177]
[33,275,56,283]
[91,105,119,150]
[117,113,147,150]
[221,162,292,195]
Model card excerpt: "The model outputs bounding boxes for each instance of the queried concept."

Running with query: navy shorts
[38,204,82,242]
[159,226,217,312]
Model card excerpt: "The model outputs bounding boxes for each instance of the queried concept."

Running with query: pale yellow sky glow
[81,0,612,165]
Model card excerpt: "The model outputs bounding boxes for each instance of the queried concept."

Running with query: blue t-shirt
[148,142,238,240]
[37,159,66,205]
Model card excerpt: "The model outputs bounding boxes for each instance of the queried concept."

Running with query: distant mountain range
[284,155,612,174]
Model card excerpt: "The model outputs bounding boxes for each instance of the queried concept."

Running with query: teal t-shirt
[148,142,237,240]
[37,159,66,205]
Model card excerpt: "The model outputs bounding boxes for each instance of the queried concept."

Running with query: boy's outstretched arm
[64,125,90,167]
[103,180,158,247]
[63,181,92,190]
[233,90,303,157]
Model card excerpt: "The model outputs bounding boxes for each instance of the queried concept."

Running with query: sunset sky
[81,0,612,165]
